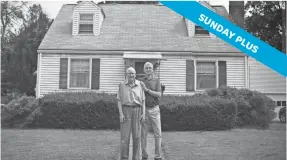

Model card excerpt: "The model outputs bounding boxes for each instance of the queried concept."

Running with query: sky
[33,1,231,19]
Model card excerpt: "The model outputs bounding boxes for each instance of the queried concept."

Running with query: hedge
[1,87,276,130]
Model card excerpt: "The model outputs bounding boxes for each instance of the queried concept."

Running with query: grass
[1,122,286,160]
[1,129,120,160]
[161,122,286,160]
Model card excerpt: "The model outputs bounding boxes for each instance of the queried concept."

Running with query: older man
[140,62,162,160]
[117,67,146,160]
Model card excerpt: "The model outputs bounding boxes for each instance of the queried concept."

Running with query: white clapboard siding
[248,57,286,94]
[192,56,246,89]
[186,20,195,37]
[39,54,125,97]
[99,58,125,94]
[72,1,103,36]
[226,58,246,88]
[159,56,246,95]
[159,59,186,94]
[40,54,60,96]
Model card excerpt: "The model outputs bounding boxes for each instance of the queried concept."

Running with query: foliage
[1,95,38,128]
[1,3,53,96]
[206,86,276,128]
[1,1,27,43]
[245,1,286,53]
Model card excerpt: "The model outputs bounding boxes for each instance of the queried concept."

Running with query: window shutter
[91,59,100,89]
[59,58,68,89]
[218,61,227,87]
[186,60,195,91]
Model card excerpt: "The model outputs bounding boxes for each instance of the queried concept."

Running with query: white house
[37,1,252,99]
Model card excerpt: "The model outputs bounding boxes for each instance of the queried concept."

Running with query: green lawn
[162,122,286,160]
[1,123,286,160]
[1,130,120,160]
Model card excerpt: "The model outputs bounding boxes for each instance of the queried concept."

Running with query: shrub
[1,95,37,128]
[206,86,276,128]
[33,92,120,129]
[160,94,237,131]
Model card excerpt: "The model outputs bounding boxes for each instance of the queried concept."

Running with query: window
[79,14,93,34]
[186,60,226,91]
[277,101,282,107]
[282,101,286,106]
[135,62,146,80]
[195,25,209,36]
[196,62,216,89]
[70,59,90,88]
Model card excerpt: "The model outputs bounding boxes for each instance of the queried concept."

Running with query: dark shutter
[186,60,195,91]
[59,58,68,89]
[91,59,100,89]
[218,61,227,87]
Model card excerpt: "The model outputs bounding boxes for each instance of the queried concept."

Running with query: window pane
[70,59,90,88]
[197,62,216,89]
[79,24,93,34]
[195,26,209,35]
[135,62,146,80]
[80,14,93,21]
[277,101,282,106]
[282,101,286,106]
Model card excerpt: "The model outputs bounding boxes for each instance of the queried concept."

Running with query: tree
[245,1,286,53]
[1,1,28,44]
[1,4,53,96]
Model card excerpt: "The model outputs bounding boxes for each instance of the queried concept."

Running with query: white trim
[68,58,91,89]
[245,56,248,88]
[67,57,71,89]
[89,58,92,89]
[194,59,218,91]
[215,60,219,88]
[36,53,42,98]
[194,59,197,91]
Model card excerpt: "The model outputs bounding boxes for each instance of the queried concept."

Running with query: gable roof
[38,4,241,53]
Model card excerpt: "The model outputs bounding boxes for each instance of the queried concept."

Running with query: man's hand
[120,113,125,123]
[140,81,149,92]
[140,113,146,122]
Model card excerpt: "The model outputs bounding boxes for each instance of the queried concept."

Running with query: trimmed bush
[206,86,276,128]
[34,92,120,129]
[2,86,276,130]
[160,94,237,131]
[29,92,237,131]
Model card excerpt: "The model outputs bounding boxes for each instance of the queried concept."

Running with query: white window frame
[194,60,219,91]
[78,13,94,35]
[194,25,210,37]
[67,58,92,89]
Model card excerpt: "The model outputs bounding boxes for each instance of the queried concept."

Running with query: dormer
[72,1,105,36]
[185,1,216,38]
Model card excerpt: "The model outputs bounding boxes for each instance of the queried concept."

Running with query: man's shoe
[154,158,162,160]
[142,157,148,160]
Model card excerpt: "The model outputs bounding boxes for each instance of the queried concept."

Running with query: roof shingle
[38,4,241,53]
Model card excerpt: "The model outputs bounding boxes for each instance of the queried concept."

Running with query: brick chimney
[229,1,245,29]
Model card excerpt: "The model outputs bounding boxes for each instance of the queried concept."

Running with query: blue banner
[159,1,287,77]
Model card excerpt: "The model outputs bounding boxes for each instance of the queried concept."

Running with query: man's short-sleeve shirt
[141,76,161,108]
[117,79,145,106]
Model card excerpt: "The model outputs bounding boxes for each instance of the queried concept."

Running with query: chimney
[229,1,245,29]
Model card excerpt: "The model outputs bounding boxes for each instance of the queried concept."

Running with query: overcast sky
[33,1,231,19]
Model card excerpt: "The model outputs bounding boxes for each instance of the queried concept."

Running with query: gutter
[37,49,245,57]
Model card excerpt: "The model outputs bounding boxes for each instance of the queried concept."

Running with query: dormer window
[79,14,94,34]
[195,25,209,36]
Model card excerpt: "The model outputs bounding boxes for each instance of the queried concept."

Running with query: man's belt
[123,104,141,108]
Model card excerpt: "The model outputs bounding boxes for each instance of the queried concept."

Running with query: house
[36,1,251,98]
[228,1,286,108]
